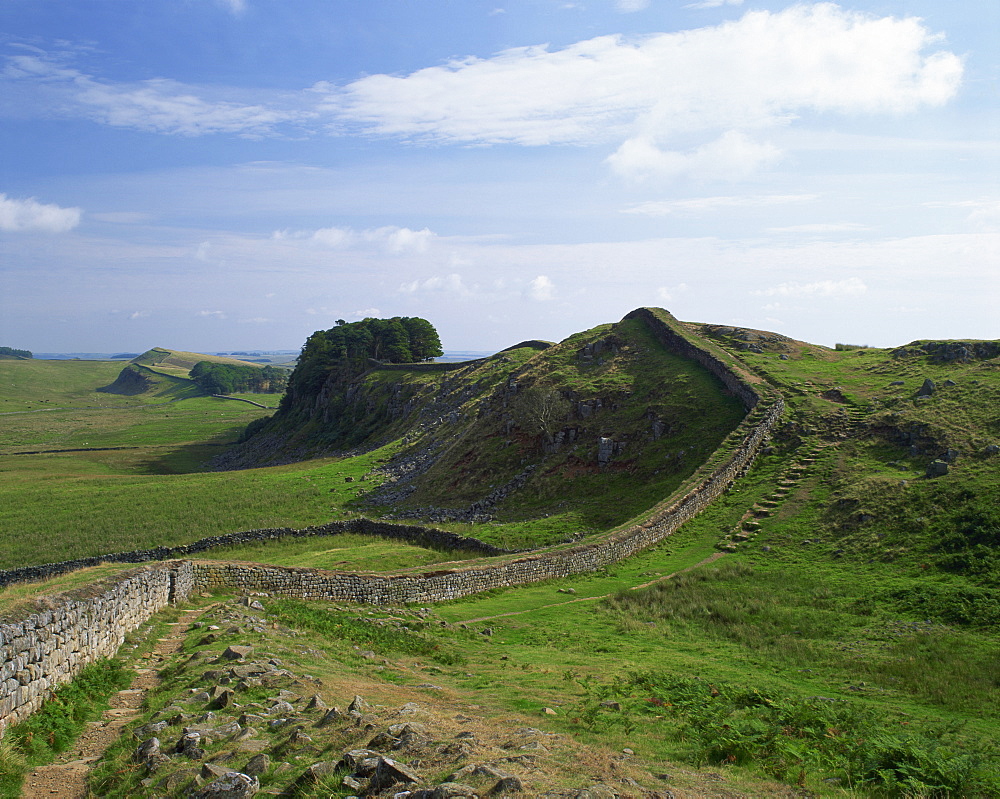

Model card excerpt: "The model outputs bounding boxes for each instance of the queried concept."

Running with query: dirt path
[20,606,206,799]
[461,551,726,624]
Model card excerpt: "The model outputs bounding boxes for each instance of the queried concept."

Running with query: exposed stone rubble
[892,340,1000,363]
[2,309,784,741]
[697,325,794,353]
[113,599,683,797]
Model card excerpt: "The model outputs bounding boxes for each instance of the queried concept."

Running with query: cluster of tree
[189,361,288,394]
[286,317,443,399]
[0,346,32,359]
[322,317,442,364]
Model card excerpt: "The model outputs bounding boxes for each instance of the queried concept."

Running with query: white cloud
[617,0,650,11]
[330,4,962,180]
[767,222,871,234]
[966,201,1000,230]
[527,275,556,301]
[309,227,354,248]
[2,54,307,137]
[0,193,81,232]
[198,310,227,319]
[351,307,381,318]
[608,130,780,181]
[3,5,962,182]
[657,283,689,302]
[624,194,817,216]
[365,226,435,254]
[273,225,435,253]
[398,274,471,296]
[685,0,743,9]
[753,277,868,298]
[218,0,246,14]
[128,310,149,320]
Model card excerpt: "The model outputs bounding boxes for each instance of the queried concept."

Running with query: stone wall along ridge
[0,308,783,735]
[0,519,511,592]
[185,308,785,603]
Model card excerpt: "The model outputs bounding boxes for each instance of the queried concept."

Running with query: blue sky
[1,1,997,353]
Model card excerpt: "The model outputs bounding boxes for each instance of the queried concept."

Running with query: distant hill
[98,348,288,398]
[96,363,202,399]
[0,346,32,360]
[218,311,748,534]
[131,347,265,373]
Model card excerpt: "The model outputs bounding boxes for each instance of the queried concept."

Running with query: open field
[2,332,1000,795]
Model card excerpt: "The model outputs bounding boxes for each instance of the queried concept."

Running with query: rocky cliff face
[220,313,747,532]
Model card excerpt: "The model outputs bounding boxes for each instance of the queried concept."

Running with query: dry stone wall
[187,397,783,603]
[0,562,194,738]
[0,519,508,591]
[0,307,783,736]
[185,308,784,602]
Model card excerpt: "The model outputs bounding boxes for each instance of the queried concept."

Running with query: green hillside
[225,313,747,545]
[2,310,1000,796]
[131,346,266,373]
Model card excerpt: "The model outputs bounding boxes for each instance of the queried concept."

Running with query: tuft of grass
[267,597,465,665]
[0,660,133,795]
[583,671,1000,794]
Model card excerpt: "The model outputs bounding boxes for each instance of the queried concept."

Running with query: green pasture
[186,532,482,572]
[2,340,1000,795]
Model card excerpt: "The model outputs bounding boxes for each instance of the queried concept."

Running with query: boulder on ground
[190,771,260,798]
[221,645,253,661]
[926,460,949,478]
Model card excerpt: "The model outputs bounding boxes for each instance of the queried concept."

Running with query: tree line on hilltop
[0,347,32,359]
[285,316,443,399]
[189,361,288,395]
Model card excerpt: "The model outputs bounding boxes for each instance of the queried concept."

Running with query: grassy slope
[398,316,747,535]
[281,316,746,551]
[2,321,1000,795]
[132,346,265,373]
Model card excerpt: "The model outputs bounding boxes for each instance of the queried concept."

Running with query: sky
[1,1,997,354]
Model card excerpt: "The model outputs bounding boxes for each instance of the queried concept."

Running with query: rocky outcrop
[893,340,1000,363]
[97,364,156,395]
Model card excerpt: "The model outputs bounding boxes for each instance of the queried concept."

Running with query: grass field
[2,329,1000,795]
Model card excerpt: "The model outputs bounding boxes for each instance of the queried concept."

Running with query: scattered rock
[211,688,236,709]
[304,694,327,711]
[221,645,253,661]
[267,700,295,717]
[926,460,949,478]
[176,732,206,760]
[315,707,342,726]
[190,770,259,798]
[243,753,270,776]
[420,783,480,798]
[490,775,525,794]
[370,755,421,791]
[347,695,370,713]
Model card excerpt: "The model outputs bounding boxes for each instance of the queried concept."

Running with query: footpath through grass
[0,660,134,797]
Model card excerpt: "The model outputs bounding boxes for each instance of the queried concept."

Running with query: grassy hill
[1,310,1000,796]
[223,313,748,546]
[131,346,266,374]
